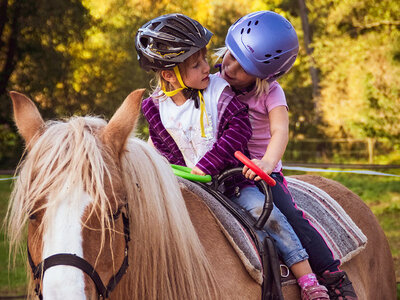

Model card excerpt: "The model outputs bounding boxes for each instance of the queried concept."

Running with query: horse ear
[101,89,145,156]
[10,91,44,149]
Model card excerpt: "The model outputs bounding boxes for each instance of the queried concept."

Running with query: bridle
[27,203,131,299]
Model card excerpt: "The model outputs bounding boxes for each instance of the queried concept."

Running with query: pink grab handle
[234,151,276,187]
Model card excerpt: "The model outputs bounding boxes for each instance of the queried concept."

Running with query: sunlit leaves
[310,0,400,140]
[1,0,399,154]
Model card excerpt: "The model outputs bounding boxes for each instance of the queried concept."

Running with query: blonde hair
[214,47,270,97]
[151,48,208,99]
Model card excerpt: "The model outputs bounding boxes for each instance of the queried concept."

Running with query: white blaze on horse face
[42,188,93,300]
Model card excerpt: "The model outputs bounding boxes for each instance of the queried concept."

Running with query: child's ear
[161,70,177,84]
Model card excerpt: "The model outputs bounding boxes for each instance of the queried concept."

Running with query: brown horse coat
[7,90,396,300]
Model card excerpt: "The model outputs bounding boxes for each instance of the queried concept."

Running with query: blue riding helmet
[226,11,299,82]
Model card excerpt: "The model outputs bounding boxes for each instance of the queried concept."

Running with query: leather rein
[27,204,131,299]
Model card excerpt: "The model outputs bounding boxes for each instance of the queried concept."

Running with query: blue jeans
[230,186,308,267]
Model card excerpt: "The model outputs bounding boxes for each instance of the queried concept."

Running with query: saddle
[177,174,368,300]
[178,170,285,300]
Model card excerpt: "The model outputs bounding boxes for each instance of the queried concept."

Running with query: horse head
[8,90,144,299]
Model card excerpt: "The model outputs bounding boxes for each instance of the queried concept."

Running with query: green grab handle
[171,164,212,183]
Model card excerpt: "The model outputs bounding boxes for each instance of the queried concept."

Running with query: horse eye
[29,213,37,220]
[111,208,121,220]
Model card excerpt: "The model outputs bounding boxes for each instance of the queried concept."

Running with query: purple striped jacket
[141,90,254,196]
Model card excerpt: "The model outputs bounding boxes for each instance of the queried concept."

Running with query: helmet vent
[263,61,271,64]
[265,54,272,58]
[150,22,161,30]
[276,50,282,53]
[255,20,259,25]
[247,28,251,34]
[274,56,280,59]
[140,37,149,47]
[248,21,251,26]
[241,28,244,34]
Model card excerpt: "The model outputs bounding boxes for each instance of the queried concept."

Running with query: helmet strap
[162,66,187,97]
[161,66,209,138]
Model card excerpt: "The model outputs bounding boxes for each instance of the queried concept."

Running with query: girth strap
[262,236,285,300]
[196,168,284,300]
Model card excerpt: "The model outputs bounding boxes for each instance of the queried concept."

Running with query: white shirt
[159,74,229,167]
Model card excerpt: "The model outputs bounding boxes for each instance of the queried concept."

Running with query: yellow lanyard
[162,66,209,138]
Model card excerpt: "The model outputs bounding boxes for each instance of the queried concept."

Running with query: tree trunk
[0,0,8,42]
[0,0,20,97]
[297,0,321,121]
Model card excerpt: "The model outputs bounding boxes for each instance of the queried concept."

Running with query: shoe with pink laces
[301,285,330,300]
[318,270,358,300]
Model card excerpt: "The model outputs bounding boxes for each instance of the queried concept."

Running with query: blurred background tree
[1,0,399,168]
[311,0,400,140]
[0,0,91,167]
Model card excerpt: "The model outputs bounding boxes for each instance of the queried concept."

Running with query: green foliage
[0,0,92,119]
[310,0,400,141]
[0,124,22,169]
[284,138,400,164]
[1,0,400,168]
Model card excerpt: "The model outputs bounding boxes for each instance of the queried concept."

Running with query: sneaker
[301,285,330,300]
[318,270,358,300]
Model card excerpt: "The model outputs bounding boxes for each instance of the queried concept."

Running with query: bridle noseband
[28,204,131,299]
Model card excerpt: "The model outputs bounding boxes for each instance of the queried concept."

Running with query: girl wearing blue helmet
[218,11,357,300]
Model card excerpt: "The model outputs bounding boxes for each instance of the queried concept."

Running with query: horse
[5,90,396,300]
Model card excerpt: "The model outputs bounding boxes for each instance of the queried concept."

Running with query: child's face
[181,51,210,90]
[221,50,257,89]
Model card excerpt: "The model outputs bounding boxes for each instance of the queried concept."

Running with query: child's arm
[148,124,186,166]
[142,98,186,166]
[195,100,252,176]
[244,105,289,180]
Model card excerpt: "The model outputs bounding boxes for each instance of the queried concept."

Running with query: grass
[0,171,399,297]
[0,176,27,296]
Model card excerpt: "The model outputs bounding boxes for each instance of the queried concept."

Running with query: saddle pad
[178,177,368,285]
[177,178,264,284]
[286,177,368,263]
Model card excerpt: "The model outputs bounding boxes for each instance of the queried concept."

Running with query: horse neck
[118,138,220,300]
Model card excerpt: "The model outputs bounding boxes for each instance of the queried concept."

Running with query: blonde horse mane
[118,137,219,299]
[6,115,219,299]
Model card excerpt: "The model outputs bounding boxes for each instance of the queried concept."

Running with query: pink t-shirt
[235,81,288,172]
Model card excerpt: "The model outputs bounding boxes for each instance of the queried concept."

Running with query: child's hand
[242,159,273,181]
[191,166,206,176]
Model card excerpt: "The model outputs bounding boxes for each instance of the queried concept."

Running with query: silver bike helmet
[135,13,213,71]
